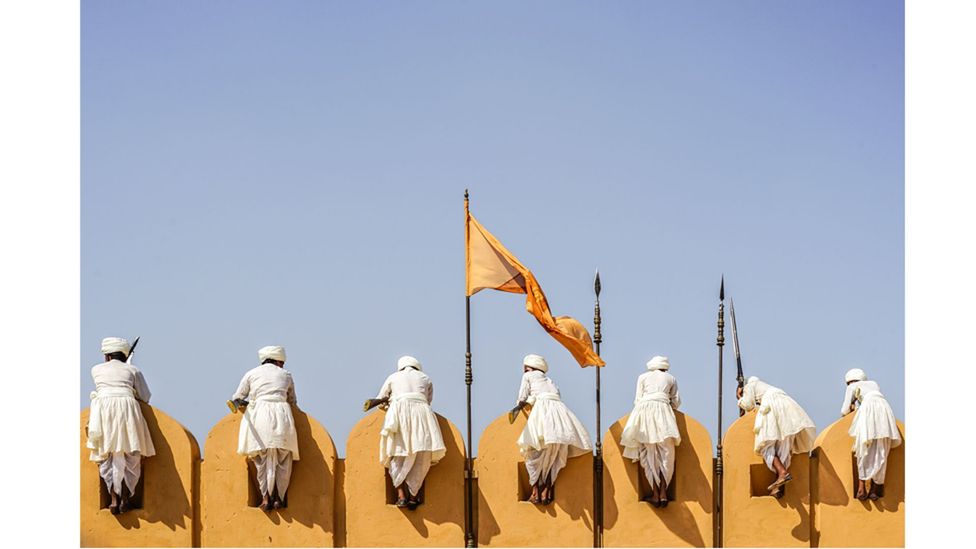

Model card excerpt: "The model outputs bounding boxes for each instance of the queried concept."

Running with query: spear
[729,298,745,417]
[592,269,603,548]
[125,336,140,364]
[715,276,725,548]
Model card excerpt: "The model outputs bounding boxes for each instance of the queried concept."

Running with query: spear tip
[594,269,602,297]
[720,275,725,301]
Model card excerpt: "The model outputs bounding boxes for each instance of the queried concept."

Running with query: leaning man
[374,356,446,509]
[232,345,300,511]
[86,337,156,514]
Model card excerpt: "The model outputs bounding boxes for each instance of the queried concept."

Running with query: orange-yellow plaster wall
[476,412,594,547]
[602,411,713,547]
[723,410,811,547]
[200,408,337,547]
[811,414,904,547]
[343,410,466,547]
[80,404,200,547]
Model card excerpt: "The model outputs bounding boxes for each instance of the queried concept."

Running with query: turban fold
[523,354,548,373]
[397,356,422,371]
[845,368,867,383]
[747,376,759,385]
[646,356,670,371]
[258,345,287,362]
[101,337,131,356]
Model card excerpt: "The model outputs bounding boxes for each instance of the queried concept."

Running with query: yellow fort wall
[602,411,714,547]
[80,404,200,548]
[723,410,812,547]
[81,405,906,547]
[200,407,338,547]
[476,411,595,547]
[811,414,905,547]
[343,410,466,546]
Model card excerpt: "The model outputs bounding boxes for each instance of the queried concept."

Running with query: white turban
[646,356,670,371]
[523,354,548,373]
[101,337,131,356]
[397,356,422,371]
[258,345,287,362]
[747,376,759,385]
[845,368,867,383]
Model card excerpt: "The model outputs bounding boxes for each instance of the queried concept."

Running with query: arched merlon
[200,407,337,547]
[723,410,811,547]
[343,410,466,547]
[476,411,594,547]
[811,414,904,547]
[602,410,713,547]
[80,404,200,547]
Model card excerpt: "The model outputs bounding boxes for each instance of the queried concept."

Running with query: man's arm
[286,373,298,406]
[133,369,152,403]
[670,378,681,410]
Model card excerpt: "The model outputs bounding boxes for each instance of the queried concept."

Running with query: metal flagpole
[714,276,726,548]
[464,189,476,548]
[592,270,603,548]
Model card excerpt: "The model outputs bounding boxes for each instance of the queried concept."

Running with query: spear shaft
[592,270,603,548]
[715,277,725,548]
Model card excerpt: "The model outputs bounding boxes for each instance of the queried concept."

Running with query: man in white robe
[736,376,816,498]
[232,345,299,511]
[620,356,681,508]
[841,368,902,500]
[87,337,156,514]
[515,354,592,505]
[374,356,446,509]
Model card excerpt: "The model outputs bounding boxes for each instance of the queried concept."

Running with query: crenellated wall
[80,407,904,547]
[80,404,200,548]
[343,410,466,547]
[602,411,714,547]
[200,407,338,547]
[811,414,905,547]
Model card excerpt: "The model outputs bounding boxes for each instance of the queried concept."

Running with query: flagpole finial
[720,275,725,301]
[464,188,469,200]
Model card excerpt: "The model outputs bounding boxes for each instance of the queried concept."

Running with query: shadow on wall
[200,406,337,547]
[80,404,199,547]
[723,410,811,548]
[603,411,713,548]
[811,414,904,547]
[343,410,465,547]
[476,411,594,547]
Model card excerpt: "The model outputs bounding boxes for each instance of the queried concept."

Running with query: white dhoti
[760,436,797,471]
[379,392,446,496]
[98,451,142,496]
[250,447,294,497]
[518,393,592,485]
[621,392,681,489]
[850,391,901,484]
[637,440,676,489]
[388,451,433,497]
[87,388,156,495]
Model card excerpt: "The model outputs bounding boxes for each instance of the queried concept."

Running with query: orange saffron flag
[466,199,605,367]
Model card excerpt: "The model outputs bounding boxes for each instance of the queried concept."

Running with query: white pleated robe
[87,360,156,462]
[842,380,901,483]
[233,364,300,459]
[516,370,592,485]
[738,379,816,466]
[620,370,681,488]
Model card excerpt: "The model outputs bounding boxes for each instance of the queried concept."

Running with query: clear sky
[81,0,904,457]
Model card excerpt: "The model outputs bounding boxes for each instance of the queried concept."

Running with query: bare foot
[259,495,270,511]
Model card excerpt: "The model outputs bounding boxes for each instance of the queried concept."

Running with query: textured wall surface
[200,408,337,547]
[723,410,812,547]
[811,414,904,547]
[80,404,200,547]
[602,411,713,547]
[343,410,466,547]
[476,411,595,547]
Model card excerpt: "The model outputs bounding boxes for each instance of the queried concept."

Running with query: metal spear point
[594,269,601,298]
[126,336,140,364]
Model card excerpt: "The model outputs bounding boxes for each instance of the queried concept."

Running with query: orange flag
[466,199,605,367]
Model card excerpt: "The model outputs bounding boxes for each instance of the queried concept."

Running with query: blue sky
[81,0,904,456]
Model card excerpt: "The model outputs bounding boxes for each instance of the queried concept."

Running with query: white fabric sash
[381,392,429,436]
[637,392,671,405]
[860,390,884,402]
[532,392,561,403]
[254,395,287,403]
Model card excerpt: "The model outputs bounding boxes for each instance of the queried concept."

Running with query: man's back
[379,368,433,402]
[238,363,296,403]
[91,359,151,402]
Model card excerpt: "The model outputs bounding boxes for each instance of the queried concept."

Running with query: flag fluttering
[465,201,605,367]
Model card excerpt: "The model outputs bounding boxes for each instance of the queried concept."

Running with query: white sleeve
[133,369,152,403]
[232,372,251,401]
[840,383,856,416]
[517,374,531,405]
[426,378,434,404]
[634,376,643,404]
[286,373,298,406]
[737,381,756,411]
[375,376,393,400]
[670,378,681,410]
